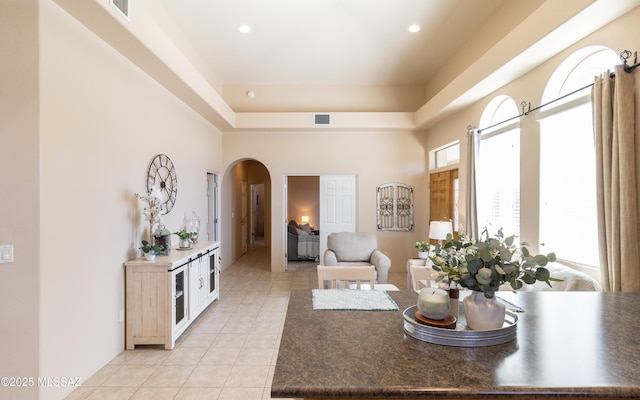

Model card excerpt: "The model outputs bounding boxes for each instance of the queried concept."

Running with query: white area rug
[312,289,398,311]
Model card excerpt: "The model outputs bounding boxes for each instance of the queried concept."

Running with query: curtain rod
[472,50,639,134]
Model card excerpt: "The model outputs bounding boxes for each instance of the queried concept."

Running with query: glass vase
[184,212,200,244]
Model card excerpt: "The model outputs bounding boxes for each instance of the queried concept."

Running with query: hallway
[66,244,405,399]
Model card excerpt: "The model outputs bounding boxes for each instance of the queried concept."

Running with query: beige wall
[222,130,429,273]
[0,1,40,399]
[0,2,223,399]
[287,176,319,228]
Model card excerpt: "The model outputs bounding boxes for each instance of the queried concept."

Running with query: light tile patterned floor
[65,244,406,400]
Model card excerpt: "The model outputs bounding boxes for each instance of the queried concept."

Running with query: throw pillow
[299,223,312,234]
[287,224,298,235]
[296,228,309,236]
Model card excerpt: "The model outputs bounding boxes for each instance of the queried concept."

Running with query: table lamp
[301,215,309,224]
[429,221,453,243]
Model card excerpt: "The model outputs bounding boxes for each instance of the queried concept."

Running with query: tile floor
[65,244,407,400]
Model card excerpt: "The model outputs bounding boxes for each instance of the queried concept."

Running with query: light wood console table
[124,241,220,350]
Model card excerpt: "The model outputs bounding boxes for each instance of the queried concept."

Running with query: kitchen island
[272,290,640,399]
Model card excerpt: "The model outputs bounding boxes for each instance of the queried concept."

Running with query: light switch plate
[0,245,14,263]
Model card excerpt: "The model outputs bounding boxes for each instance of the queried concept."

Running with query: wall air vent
[314,113,331,126]
[111,0,130,20]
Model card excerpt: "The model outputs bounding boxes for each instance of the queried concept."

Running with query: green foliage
[174,229,193,240]
[415,241,430,251]
[139,240,164,254]
[430,227,560,299]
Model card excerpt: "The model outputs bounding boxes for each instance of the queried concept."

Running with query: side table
[406,258,438,291]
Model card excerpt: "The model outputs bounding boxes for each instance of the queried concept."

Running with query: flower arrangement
[415,241,430,252]
[135,186,165,238]
[429,228,559,299]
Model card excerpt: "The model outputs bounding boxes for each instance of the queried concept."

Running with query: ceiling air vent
[314,113,331,126]
[111,0,130,20]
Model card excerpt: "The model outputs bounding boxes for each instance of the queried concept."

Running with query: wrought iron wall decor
[376,183,413,231]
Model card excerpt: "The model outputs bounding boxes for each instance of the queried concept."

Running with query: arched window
[537,46,619,267]
[477,95,520,238]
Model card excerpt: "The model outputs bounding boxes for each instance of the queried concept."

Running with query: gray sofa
[322,232,391,283]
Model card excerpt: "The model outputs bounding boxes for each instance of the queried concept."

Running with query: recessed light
[239,25,251,33]
[408,24,421,33]
[245,91,255,99]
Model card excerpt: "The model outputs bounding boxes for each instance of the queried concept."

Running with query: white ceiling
[64,0,637,125]
[164,0,510,87]
[160,0,532,112]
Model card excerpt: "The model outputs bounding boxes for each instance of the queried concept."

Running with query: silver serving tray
[403,304,518,347]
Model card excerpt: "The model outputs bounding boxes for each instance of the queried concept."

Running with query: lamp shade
[301,215,309,224]
[429,221,453,241]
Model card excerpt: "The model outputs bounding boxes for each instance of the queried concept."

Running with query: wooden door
[429,169,458,232]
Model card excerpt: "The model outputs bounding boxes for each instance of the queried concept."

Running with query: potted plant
[139,240,164,261]
[174,229,193,249]
[415,241,430,259]
[430,228,560,330]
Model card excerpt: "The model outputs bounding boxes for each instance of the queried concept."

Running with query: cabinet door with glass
[171,263,189,341]
[208,245,220,302]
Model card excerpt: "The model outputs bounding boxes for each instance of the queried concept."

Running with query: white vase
[144,252,156,261]
[418,251,429,259]
[180,239,190,248]
[463,291,506,330]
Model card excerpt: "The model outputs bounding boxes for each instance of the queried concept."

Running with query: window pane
[477,129,520,238]
[454,177,459,232]
[539,102,599,266]
[434,142,460,168]
[559,49,619,97]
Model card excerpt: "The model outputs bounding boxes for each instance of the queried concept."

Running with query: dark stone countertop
[272,290,640,399]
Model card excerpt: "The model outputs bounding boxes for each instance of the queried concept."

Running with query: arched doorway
[220,158,271,269]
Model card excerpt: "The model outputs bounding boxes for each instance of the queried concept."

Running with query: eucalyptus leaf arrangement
[429,228,560,299]
[415,241,430,252]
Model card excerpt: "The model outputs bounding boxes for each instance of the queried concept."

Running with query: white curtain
[465,129,480,240]
[592,64,640,292]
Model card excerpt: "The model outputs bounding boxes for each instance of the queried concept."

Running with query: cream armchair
[322,232,391,283]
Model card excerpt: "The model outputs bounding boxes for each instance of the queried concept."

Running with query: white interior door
[241,180,248,255]
[206,172,218,241]
[250,184,256,245]
[283,176,288,270]
[319,175,356,257]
